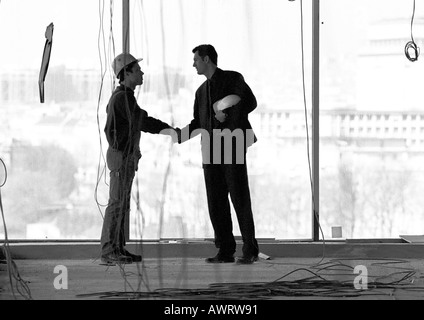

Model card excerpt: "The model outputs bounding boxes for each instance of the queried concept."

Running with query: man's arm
[232,74,257,114]
[178,95,201,143]
[221,73,257,124]
[140,109,174,134]
[141,112,182,144]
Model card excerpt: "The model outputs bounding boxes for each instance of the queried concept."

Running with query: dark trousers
[100,150,136,255]
[203,161,259,257]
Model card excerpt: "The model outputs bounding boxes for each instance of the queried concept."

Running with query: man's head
[112,53,144,88]
[192,44,218,78]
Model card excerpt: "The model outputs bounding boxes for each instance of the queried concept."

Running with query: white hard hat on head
[112,53,143,77]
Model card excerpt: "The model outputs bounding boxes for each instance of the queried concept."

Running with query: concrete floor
[2,256,424,301]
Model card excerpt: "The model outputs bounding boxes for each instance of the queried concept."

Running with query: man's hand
[160,127,181,144]
[170,127,181,144]
[215,110,227,123]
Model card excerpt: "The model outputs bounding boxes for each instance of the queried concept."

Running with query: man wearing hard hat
[100,53,177,265]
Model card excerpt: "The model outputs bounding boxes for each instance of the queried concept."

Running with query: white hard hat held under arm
[213,95,241,113]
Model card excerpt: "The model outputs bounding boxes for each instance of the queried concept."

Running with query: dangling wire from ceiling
[405,0,420,62]
[298,0,326,265]
[94,0,109,220]
[92,0,155,297]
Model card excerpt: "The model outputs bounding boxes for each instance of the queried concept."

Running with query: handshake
[161,127,182,144]
[160,95,240,145]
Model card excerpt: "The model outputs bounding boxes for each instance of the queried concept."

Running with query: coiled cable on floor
[76,258,423,300]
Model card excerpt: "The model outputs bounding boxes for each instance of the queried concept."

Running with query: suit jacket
[181,68,257,164]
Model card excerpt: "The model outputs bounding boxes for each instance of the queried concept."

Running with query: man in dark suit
[178,44,259,264]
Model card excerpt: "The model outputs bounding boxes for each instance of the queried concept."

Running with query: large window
[0,0,122,239]
[320,0,424,239]
[6,0,422,242]
[128,0,314,240]
[1,0,313,241]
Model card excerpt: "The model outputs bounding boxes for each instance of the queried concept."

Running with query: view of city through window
[0,0,423,241]
[320,0,424,239]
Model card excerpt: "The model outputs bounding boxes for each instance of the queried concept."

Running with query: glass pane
[0,0,122,239]
[1,0,313,241]
[320,0,424,239]
[129,0,313,240]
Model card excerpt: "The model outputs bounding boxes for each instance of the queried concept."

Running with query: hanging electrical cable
[129,2,152,292]
[0,158,32,300]
[405,0,420,62]
[94,0,109,220]
[131,0,149,241]
[151,0,177,289]
[132,0,148,226]
[108,0,117,86]
[94,0,120,220]
[298,0,326,265]
[93,0,157,299]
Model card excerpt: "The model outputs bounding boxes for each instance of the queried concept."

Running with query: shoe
[121,249,142,263]
[101,251,133,264]
[205,253,235,264]
[236,256,259,265]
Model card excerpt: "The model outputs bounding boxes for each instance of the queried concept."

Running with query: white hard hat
[112,53,143,77]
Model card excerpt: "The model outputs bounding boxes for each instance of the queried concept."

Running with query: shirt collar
[118,84,134,94]
[209,68,223,84]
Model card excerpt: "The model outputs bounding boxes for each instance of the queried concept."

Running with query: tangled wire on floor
[76,259,424,300]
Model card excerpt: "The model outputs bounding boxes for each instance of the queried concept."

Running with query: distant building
[0,67,104,104]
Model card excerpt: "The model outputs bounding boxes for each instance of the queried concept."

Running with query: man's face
[193,51,207,76]
[128,63,144,86]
